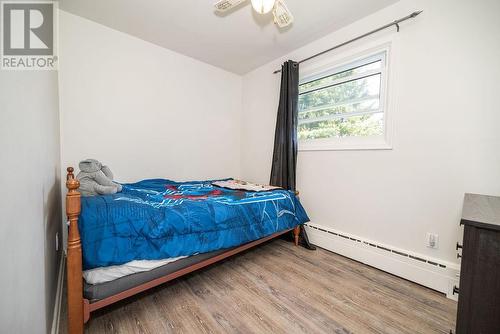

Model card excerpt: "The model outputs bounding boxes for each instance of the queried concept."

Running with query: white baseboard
[51,255,65,334]
[304,223,460,300]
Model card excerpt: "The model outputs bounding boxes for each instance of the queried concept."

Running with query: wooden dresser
[455,193,500,334]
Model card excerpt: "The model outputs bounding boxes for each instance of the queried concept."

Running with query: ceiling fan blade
[273,0,294,28]
[214,0,247,13]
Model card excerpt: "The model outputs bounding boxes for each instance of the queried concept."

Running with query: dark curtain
[270,60,315,250]
[270,60,299,190]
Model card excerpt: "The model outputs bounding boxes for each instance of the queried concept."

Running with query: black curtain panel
[270,60,316,250]
[270,60,299,190]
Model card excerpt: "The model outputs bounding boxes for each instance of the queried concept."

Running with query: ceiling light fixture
[250,0,275,14]
[214,0,294,28]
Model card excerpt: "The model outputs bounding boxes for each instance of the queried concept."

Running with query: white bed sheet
[83,256,187,285]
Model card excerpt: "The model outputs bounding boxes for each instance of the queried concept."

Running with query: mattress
[84,248,231,301]
[79,178,309,270]
[83,256,188,285]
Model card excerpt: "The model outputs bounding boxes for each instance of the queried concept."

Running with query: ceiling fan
[214,0,294,28]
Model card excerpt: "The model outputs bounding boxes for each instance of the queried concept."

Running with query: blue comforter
[79,179,309,270]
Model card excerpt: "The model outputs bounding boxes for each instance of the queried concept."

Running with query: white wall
[0,70,62,333]
[59,11,243,183]
[241,0,500,265]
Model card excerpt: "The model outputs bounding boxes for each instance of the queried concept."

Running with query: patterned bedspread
[79,179,309,270]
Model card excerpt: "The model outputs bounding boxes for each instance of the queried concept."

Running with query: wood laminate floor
[60,239,457,334]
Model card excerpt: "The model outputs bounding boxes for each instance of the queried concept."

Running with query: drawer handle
[453,286,459,295]
[457,253,462,259]
[456,242,463,250]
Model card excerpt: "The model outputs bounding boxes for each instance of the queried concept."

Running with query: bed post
[292,226,300,246]
[293,190,301,246]
[66,167,84,334]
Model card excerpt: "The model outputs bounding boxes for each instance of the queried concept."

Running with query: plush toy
[76,159,122,196]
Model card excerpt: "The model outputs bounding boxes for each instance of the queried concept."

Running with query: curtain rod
[273,10,422,74]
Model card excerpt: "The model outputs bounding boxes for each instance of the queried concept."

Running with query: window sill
[298,141,392,152]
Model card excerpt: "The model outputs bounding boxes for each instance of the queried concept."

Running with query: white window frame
[298,43,393,151]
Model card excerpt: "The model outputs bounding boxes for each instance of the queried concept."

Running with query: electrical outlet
[426,233,439,249]
[55,232,59,251]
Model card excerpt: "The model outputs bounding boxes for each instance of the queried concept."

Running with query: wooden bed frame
[65,167,301,333]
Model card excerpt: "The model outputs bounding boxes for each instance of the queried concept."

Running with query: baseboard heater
[304,223,460,299]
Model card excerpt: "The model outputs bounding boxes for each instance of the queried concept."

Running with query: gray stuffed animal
[76,159,122,196]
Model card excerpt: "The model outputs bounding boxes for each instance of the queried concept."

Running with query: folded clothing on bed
[211,179,281,192]
[79,178,309,270]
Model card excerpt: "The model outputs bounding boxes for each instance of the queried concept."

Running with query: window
[298,49,390,150]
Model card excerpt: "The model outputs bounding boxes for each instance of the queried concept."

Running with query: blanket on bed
[79,179,309,270]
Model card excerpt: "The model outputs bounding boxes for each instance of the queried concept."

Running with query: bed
[65,167,309,333]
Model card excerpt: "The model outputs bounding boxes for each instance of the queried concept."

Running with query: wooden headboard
[65,167,84,333]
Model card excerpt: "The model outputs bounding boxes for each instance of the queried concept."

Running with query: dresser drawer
[455,225,500,333]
